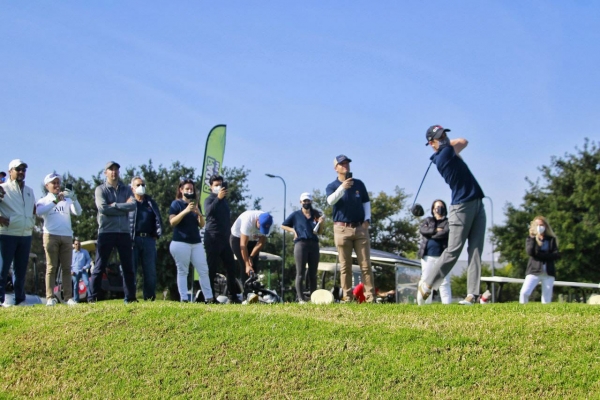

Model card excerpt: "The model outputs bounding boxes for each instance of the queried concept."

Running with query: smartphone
[345,172,353,180]
[65,183,73,191]
[222,181,228,190]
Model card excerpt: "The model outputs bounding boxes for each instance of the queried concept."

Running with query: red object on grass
[353,283,366,303]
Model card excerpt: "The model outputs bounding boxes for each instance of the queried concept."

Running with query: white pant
[520,273,554,304]
[421,255,452,304]
[169,241,213,301]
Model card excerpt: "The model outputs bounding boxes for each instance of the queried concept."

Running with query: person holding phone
[326,154,375,303]
[204,175,242,303]
[36,172,82,305]
[89,161,138,303]
[168,179,213,303]
[282,192,324,303]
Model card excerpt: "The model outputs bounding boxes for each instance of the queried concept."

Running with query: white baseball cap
[8,159,27,170]
[44,173,61,185]
[300,192,312,201]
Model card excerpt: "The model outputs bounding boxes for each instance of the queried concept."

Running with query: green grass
[1,302,599,399]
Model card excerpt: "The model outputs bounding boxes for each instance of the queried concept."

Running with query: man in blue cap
[326,155,375,303]
[229,210,273,295]
[418,126,486,305]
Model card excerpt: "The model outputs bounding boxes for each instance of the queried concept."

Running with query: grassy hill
[1,302,599,399]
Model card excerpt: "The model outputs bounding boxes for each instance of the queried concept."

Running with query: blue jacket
[128,194,163,239]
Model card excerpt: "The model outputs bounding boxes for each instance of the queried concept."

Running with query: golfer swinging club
[418,125,486,305]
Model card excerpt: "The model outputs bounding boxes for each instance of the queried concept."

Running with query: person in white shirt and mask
[36,172,82,306]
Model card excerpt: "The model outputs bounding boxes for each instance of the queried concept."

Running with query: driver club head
[411,203,425,217]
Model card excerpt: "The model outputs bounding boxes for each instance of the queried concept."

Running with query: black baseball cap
[425,125,450,146]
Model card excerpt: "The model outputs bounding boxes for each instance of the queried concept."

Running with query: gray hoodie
[95,181,136,234]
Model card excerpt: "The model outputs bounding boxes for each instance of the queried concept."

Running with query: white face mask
[135,185,146,195]
[212,186,221,194]
[537,225,545,234]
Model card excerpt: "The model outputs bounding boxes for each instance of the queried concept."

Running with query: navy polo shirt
[282,210,320,243]
[135,198,157,236]
[168,200,201,244]
[326,178,369,223]
[431,146,484,205]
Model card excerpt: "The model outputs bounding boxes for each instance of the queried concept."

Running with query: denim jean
[89,232,136,302]
[0,235,32,305]
[72,271,90,302]
[132,236,157,300]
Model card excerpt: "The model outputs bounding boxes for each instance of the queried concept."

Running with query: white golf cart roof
[319,246,420,268]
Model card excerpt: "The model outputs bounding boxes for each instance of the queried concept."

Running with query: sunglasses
[15,167,27,172]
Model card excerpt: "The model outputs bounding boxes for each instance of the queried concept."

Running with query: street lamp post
[484,196,495,303]
[265,174,286,300]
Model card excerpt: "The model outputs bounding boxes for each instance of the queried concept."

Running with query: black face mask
[434,206,446,216]
[302,203,312,210]
[183,192,196,200]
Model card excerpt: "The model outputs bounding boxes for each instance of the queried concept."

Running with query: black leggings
[294,240,319,301]
[204,236,240,296]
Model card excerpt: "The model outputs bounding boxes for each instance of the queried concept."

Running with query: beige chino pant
[43,234,73,301]
[333,224,375,301]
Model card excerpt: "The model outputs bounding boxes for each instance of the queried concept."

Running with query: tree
[491,139,600,287]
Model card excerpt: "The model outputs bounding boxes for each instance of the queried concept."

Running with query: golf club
[410,160,433,217]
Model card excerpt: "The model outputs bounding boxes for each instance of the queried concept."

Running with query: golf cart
[318,247,421,303]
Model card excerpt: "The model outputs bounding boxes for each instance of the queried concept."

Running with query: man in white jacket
[36,173,83,306]
[0,159,36,307]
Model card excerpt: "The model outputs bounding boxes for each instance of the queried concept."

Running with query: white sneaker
[458,294,476,306]
[2,302,13,308]
[418,281,432,301]
[46,298,58,307]
[66,299,78,306]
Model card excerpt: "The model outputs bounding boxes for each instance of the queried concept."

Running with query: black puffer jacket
[417,216,449,259]
[525,236,560,277]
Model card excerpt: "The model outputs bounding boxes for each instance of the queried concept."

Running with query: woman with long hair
[520,216,560,304]
[417,199,452,305]
[168,179,213,303]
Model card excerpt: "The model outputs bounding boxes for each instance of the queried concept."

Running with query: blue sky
[2,1,599,261]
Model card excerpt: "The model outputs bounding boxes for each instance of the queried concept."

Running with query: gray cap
[105,161,121,170]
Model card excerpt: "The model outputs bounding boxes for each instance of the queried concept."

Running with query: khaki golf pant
[334,224,375,301]
[43,234,73,301]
